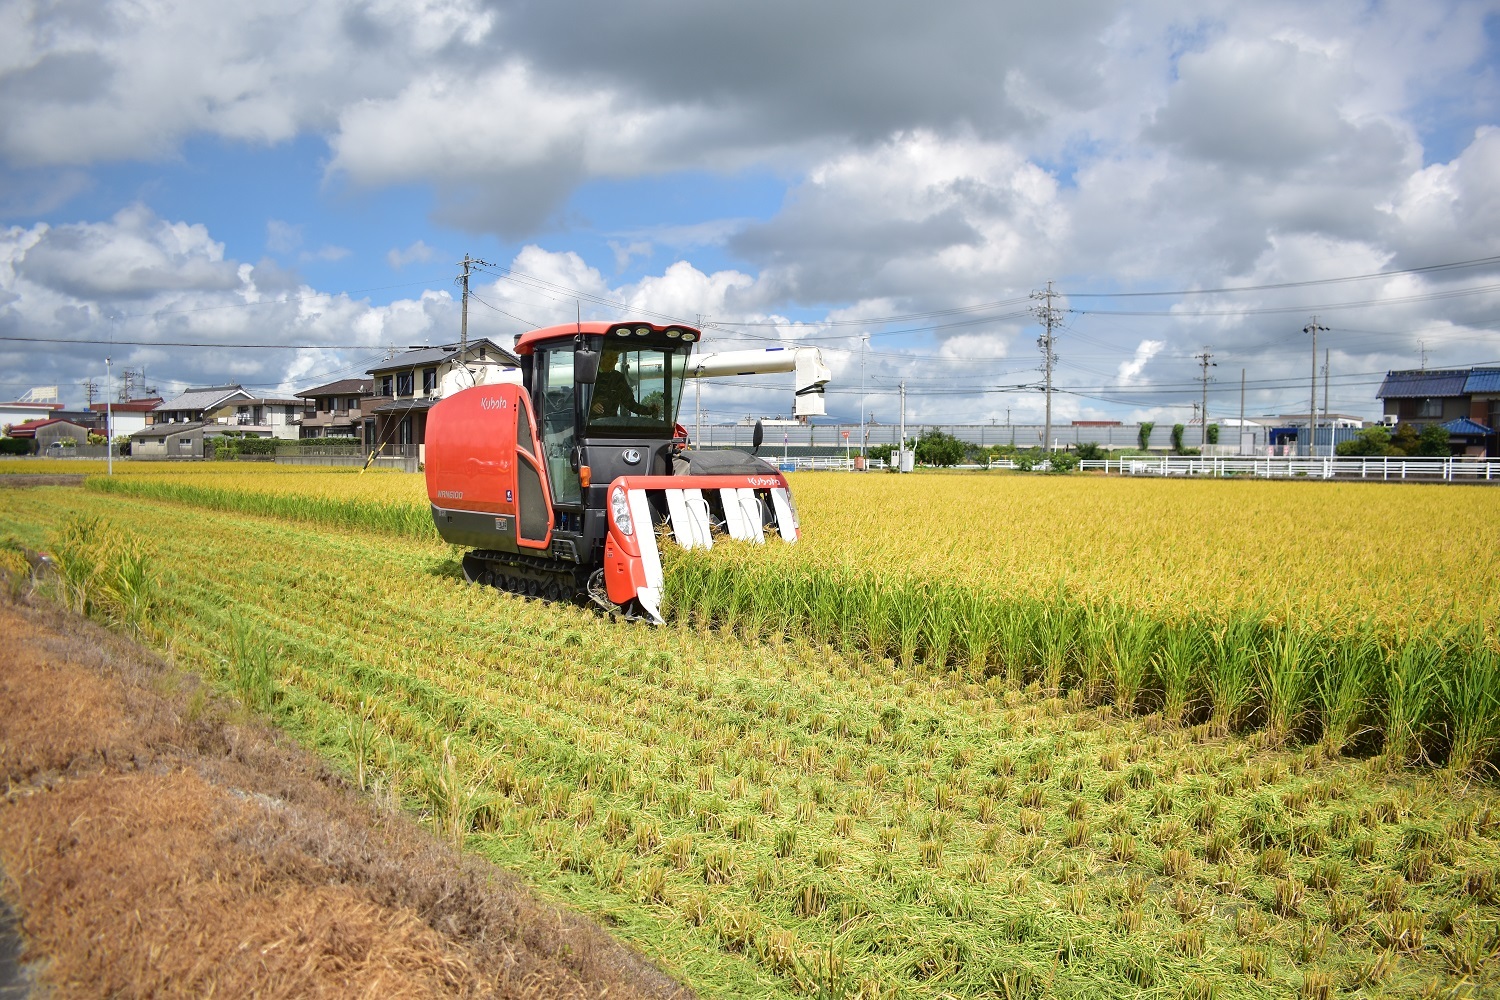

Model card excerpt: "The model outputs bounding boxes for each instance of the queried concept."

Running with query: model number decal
[436,490,464,499]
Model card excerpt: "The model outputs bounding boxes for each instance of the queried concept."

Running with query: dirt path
[0,596,692,1000]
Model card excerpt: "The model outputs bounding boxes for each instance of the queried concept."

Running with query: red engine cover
[425,383,552,549]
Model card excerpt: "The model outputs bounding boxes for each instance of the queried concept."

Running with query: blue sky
[2,0,1498,426]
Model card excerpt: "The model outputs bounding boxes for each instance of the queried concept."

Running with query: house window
[396,372,414,396]
[380,375,393,396]
[422,368,437,394]
[1417,398,1442,418]
[347,397,360,411]
[178,437,192,451]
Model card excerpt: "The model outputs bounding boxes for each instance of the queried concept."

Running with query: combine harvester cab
[425,321,826,622]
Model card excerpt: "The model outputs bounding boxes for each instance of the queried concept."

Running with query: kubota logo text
[480,397,509,410]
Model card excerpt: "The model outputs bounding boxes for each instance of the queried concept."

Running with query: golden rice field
[3,466,1500,998]
[64,463,1500,627]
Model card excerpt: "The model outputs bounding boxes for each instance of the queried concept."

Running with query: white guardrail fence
[1078,456,1500,482]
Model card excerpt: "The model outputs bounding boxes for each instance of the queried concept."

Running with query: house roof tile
[296,378,374,398]
[156,385,253,412]
[366,339,519,376]
[1441,417,1494,436]
[1462,369,1500,394]
[130,421,209,439]
[1377,370,1471,399]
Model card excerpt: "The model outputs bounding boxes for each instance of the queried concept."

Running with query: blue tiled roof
[1463,369,1500,394]
[1378,370,1471,398]
[1441,417,1494,436]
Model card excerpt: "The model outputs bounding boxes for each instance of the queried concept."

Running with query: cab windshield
[582,345,687,438]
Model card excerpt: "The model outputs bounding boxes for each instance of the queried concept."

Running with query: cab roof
[513,321,702,356]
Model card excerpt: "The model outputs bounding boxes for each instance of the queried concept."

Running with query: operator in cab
[590,350,661,419]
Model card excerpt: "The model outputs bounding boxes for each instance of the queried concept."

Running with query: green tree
[1075,441,1105,460]
[1045,451,1079,473]
[1206,424,1219,445]
[1171,423,1186,453]
[867,443,895,464]
[1415,424,1451,457]
[1389,423,1420,455]
[1335,425,1403,457]
[914,428,968,467]
[1138,422,1154,450]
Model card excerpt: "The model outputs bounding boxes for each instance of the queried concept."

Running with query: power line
[1063,254,1500,298]
[0,335,388,350]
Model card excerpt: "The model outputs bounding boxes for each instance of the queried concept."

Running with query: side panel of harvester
[425,384,554,551]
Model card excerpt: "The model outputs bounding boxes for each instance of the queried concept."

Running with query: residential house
[1377,368,1498,457]
[150,385,256,426]
[130,422,211,460]
[6,417,93,452]
[88,398,164,439]
[228,396,303,440]
[130,385,258,460]
[366,339,520,459]
[295,378,384,448]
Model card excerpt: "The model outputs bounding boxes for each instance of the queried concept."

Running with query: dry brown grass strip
[0,597,691,1000]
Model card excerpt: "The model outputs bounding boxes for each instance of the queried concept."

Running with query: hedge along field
[4,487,1500,1000]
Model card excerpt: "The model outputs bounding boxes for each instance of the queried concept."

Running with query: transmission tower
[1031,281,1062,453]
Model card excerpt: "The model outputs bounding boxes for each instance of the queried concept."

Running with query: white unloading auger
[685,346,833,418]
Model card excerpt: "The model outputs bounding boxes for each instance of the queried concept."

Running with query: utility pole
[105,357,113,476]
[899,380,907,471]
[1323,349,1330,452]
[81,378,98,406]
[1195,348,1216,449]
[1239,368,1246,456]
[1304,317,1328,457]
[456,254,491,374]
[859,333,869,465]
[1031,281,1061,453]
[694,314,709,445]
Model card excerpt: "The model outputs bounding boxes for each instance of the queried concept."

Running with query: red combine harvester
[424,321,831,622]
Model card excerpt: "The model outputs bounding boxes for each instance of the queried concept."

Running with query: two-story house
[295,379,383,448]
[366,339,520,460]
[1377,368,1499,456]
[130,385,256,459]
[230,396,303,439]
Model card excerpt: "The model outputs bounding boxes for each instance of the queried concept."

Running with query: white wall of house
[1,403,62,430]
[96,410,150,437]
